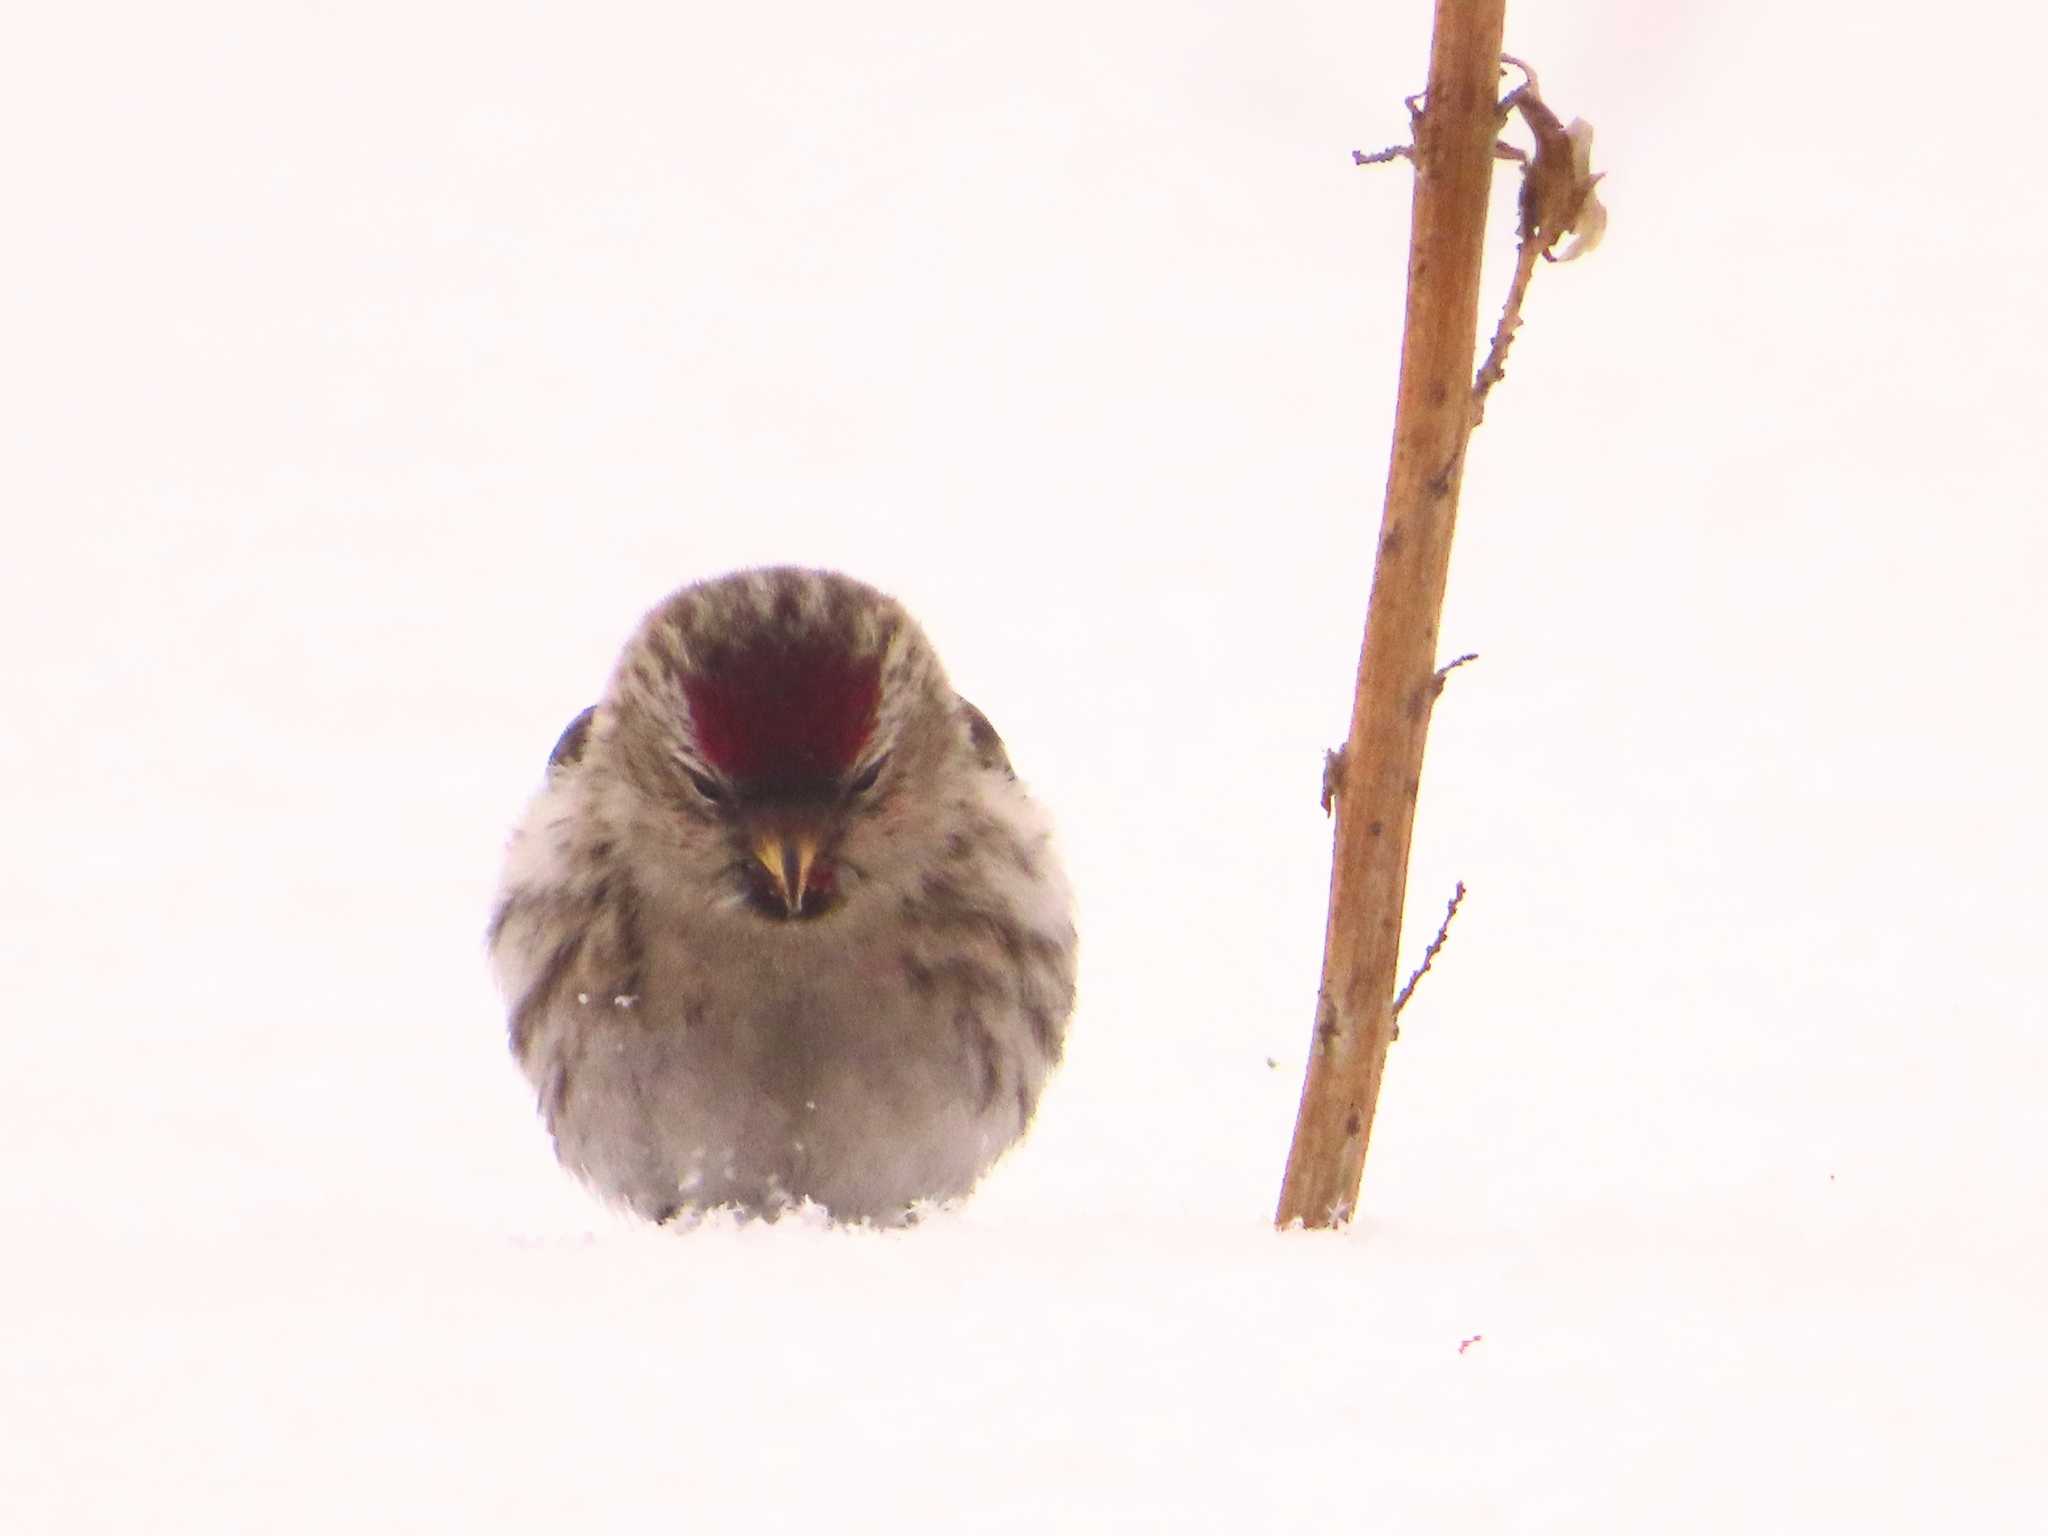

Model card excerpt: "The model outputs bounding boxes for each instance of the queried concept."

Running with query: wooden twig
[1391,881,1467,1027]
[1433,651,1479,691]
[1352,93,1428,167]
[1275,0,1508,1230]
[1320,746,1347,816]
[1472,58,1605,422]
[1352,144,1413,168]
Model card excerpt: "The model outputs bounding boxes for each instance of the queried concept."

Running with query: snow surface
[5,3,2043,1530]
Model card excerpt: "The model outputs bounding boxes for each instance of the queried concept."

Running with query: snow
[5,3,2043,1530]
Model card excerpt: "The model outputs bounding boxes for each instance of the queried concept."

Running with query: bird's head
[590,567,972,924]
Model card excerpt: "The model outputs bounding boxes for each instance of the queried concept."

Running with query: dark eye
[684,768,728,805]
[846,755,889,796]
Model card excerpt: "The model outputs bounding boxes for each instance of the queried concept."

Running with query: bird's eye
[684,768,728,805]
[846,754,889,797]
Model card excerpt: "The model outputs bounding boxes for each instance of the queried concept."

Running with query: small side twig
[1320,746,1347,816]
[1433,650,1479,696]
[1390,880,1467,1030]
[1350,91,1426,166]
[1471,57,1606,425]
[1352,143,1413,167]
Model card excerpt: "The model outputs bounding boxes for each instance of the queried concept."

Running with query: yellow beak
[751,830,823,917]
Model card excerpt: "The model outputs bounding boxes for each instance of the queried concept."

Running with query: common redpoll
[488,567,1077,1225]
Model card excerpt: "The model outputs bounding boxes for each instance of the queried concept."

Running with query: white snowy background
[6,2,2042,1529]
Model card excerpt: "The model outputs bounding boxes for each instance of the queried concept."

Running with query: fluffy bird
[488,567,1077,1225]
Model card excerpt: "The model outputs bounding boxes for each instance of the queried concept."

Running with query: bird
[487,566,1077,1225]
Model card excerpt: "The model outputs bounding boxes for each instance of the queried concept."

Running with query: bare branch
[1433,651,1479,693]
[1275,0,1508,1230]
[1471,63,1606,424]
[1472,241,1544,422]
[1280,18,1605,1228]
[1351,89,1428,167]
[1497,52,1540,101]
[1352,143,1413,167]
[1391,880,1467,1026]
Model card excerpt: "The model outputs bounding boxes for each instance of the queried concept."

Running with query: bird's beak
[751,829,824,917]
